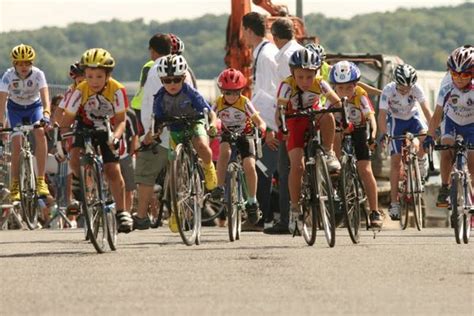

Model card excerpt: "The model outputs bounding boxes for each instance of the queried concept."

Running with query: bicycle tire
[226,163,239,242]
[400,167,410,230]
[80,162,108,253]
[412,157,423,231]
[450,173,463,244]
[302,164,317,246]
[462,179,472,244]
[19,152,38,230]
[339,157,360,244]
[170,144,200,246]
[105,203,117,251]
[315,151,336,247]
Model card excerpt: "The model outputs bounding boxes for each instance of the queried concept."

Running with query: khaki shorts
[134,145,168,186]
[119,155,136,192]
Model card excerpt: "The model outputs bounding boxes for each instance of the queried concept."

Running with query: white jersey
[0,66,48,106]
[439,80,474,126]
[379,82,426,120]
[436,73,453,106]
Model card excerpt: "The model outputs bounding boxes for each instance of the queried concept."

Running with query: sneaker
[9,181,20,201]
[203,163,217,191]
[116,211,133,233]
[133,214,151,230]
[437,185,450,207]
[326,151,341,173]
[369,210,384,228]
[289,206,302,235]
[68,220,77,229]
[263,221,290,235]
[36,177,50,197]
[210,186,224,202]
[388,203,401,221]
[245,203,262,225]
[263,220,274,230]
[168,212,179,233]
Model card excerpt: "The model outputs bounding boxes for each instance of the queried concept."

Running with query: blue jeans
[278,141,290,226]
[256,144,278,223]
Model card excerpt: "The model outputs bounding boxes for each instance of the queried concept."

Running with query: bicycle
[434,136,473,244]
[388,132,426,231]
[154,113,210,246]
[61,119,117,253]
[220,126,262,242]
[0,122,47,230]
[279,103,343,247]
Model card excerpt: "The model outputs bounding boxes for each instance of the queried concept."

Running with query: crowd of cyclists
[0,12,472,246]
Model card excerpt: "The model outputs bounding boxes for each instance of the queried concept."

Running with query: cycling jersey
[63,78,128,129]
[0,66,47,106]
[330,86,374,126]
[277,76,330,114]
[58,83,77,110]
[213,95,257,134]
[277,76,332,151]
[379,82,426,120]
[153,82,211,132]
[440,80,474,127]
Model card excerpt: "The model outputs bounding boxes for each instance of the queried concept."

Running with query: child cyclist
[276,48,341,233]
[329,61,383,227]
[0,44,51,201]
[152,54,218,194]
[210,68,266,224]
[60,48,133,233]
[424,45,473,208]
[378,64,432,220]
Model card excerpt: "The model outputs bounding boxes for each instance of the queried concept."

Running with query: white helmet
[394,64,417,86]
[329,61,361,84]
[305,43,326,62]
[157,54,188,77]
[447,45,473,73]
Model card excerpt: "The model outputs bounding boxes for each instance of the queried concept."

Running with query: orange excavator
[225,0,315,96]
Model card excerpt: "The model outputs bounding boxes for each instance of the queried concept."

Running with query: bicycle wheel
[170,144,200,246]
[301,164,317,246]
[80,161,108,253]
[462,179,472,244]
[314,151,336,247]
[105,202,117,251]
[399,176,410,230]
[339,158,360,244]
[226,163,239,242]
[411,157,423,231]
[19,152,38,230]
[450,173,463,244]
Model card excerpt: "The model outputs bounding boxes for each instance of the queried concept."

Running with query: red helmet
[217,68,247,90]
[169,33,185,55]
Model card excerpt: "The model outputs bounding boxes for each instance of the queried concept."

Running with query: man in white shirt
[264,18,303,234]
[242,12,279,229]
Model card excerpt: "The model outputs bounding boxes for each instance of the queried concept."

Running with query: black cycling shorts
[221,134,255,160]
[72,125,119,164]
[351,128,371,161]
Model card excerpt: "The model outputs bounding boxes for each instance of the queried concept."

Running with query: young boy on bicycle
[329,61,383,227]
[0,44,51,201]
[276,48,341,233]
[378,64,432,220]
[424,45,473,207]
[60,48,133,233]
[152,54,218,194]
[210,68,266,224]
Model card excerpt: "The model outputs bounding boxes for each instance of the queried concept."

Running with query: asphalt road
[0,225,472,315]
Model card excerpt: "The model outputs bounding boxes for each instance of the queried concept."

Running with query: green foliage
[0,4,471,83]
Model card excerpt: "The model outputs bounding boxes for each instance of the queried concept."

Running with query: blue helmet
[289,48,321,70]
[329,61,361,84]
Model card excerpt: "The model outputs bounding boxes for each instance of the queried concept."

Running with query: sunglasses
[450,71,471,80]
[222,90,242,96]
[161,77,183,84]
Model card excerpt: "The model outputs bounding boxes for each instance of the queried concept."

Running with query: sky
[0,0,470,33]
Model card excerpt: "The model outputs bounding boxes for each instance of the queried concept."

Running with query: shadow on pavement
[0,251,94,258]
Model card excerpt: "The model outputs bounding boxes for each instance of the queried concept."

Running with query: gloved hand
[40,116,50,127]
[423,135,435,149]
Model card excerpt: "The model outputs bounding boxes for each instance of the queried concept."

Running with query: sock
[247,196,257,204]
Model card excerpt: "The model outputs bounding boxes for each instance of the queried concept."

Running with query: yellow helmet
[11,44,36,62]
[80,48,115,70]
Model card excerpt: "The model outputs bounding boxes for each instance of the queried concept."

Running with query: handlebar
[389,132,427,141]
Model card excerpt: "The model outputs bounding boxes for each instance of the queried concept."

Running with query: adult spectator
[264,18,303,234]
[242,12,279,229]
